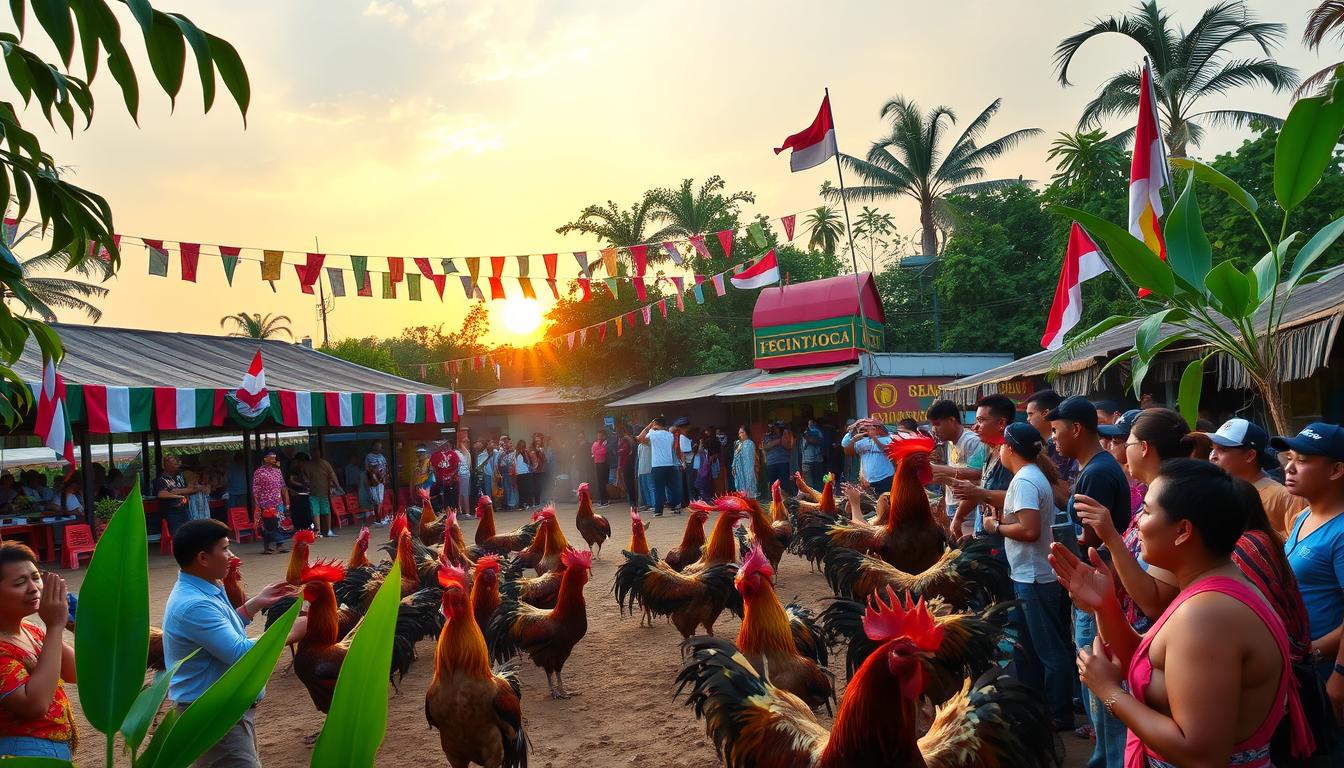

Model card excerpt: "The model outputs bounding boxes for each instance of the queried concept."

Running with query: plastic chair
[159,518,173,556]
[229,507,257,543]
[63,524,96,570]
[330,495,350,528]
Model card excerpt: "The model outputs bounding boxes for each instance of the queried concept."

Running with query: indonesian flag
[1041,223,1110,350]
[84,385,152,433]
[774,94,839,172]
[1130,59,1169,296]
[324,391,355,426]
[35,357,74,465]
[154,387,224,430]
[277,390,315,427]
[730,250,781,290]
[234,351,269,420]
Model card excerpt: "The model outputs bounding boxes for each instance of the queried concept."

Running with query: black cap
[1099,409,1142,438]
[1270,422,1344,461]
[673,416,690,427]
[1047,394,1098,431]
[653,415,667,427]
[1004,422,1045,459]
[1094,399,1120,416]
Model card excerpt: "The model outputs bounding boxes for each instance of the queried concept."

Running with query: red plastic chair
[63,524,96,570]
[330,495,350,529]
[159,518,173,556]
[228,507,257,543]
[396,487,411,510]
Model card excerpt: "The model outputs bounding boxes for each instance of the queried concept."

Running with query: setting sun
[494,298,545,340]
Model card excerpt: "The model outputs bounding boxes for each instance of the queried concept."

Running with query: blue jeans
[651,465,679,515]
[0,735,72,758]
[638,473,654,508]
[1013,581,1075,724]
[503,474,517,509]
[1314,660,1344,765]
[1075,607,1127,768]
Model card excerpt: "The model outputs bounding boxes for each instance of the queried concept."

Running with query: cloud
[362,1,408,24]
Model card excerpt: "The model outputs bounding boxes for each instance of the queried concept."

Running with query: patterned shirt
[251,466,285,510]
[0,623,76,747]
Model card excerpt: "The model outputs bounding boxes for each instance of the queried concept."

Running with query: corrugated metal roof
[716,364,861,401]
[473,382,633,409]
[752,272,886,328]
[606,370,760,408]
[14,323,451,395]
[867,352,1015,377]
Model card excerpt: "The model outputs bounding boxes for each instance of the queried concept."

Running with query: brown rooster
[487,547,592,699]
[683,497,749,575]
[347,527,372,569]
[440,509,475,570]
[663,506,708,572]
[224,556,248,610]
[513,510,554,573]
[527,507,571,576]
[474,496,538,554]
[502,562,563,610]
[678,591,1058,768]
[417,490,447,547]
[734,544,832,711]
[285,529,319,585]
[628,509,651,556]
[821,537,1012,608]
[767,480,794,550]
[426,561,527,768]
[471,555,503,633]
[574,483,611,557]
[743,493,787,571]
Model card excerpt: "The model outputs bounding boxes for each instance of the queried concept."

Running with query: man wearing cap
[928,400,985,539]
[841,418,895,496]
[1094,400,1121,426]
[1275,422,1344,740]
[984,422,1073,730]
[1098,409,1145,516]
[1210,418,1305,537]
[949,395,1016,546]
[1024,390,1079,506]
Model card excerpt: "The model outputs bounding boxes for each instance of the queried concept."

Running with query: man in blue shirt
[163,519,303,767]
[840,418,894,495]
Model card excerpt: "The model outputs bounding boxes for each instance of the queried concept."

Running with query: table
[0,522,57,562]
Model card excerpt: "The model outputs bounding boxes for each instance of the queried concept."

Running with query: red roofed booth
[751,273,885,371]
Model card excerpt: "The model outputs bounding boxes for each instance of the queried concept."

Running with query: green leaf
[1135,308,1185,360]
[139,703,180,768]
[8,0,24,36]
[311,560,403,766]
[166,13,214,112]
[30,0,74,67]
[149,600,301,768]
[1252,233,1298,303]
[74,486,150,735]
[1177,356,1208,430]
[68,0,100,83]
[205,33,249,121]
[125,0,153,36]
[1289,216,1344,290]
[0,758,74,767]
[1275,65,1344,213]
[1164,173,1213,295]
[121,652,195,750]
[1052,206,1176,298]
[144,12,186,106]
[1170,157,1258,214]
[1204,261,1253,318]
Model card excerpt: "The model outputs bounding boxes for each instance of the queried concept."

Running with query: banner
[262,249,283,282]
[220,245,241,284]
[180,242,201,282]
[327,267,346,297]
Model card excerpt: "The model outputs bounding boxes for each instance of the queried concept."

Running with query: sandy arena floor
[53,501,1090,767]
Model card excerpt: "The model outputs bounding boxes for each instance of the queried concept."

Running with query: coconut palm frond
[1305,1,1344,49]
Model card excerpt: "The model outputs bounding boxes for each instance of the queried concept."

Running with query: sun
[497,298,544,337]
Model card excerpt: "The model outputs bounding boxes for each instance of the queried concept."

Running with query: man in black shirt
[155,454,195,537]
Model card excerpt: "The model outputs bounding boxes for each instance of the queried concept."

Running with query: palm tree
[1298,1,1344,95]
[647,176,755,238]
[1046,129,1130,196]
[1054,0,1298,157]
[804,206,844,257]
[2,252,111,322]
[833,97,1041,259]
[220,312,293,339]
[555,196,676,248]
[852,206,897,272]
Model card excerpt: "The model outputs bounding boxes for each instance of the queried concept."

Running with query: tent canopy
[751,272,885,329]
[715,364,861,401]
[472,383,633,409]
[606,370,759,408]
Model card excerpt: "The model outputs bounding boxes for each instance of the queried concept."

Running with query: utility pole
[315,236,331,347]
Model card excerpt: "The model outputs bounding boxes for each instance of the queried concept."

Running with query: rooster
[416,490,447,547]
[820,588,1014,706]
[474,495,538,554]
[426,561,528,768]
[224,556,248,610]
[678,591,1059,768]
[285,529,319,585]
[683,497,750,575]
[628,509,652,556]
[472,555,503,633]
[822,537,1012,608]
[613,503,747,638]
[663,506,709,572]
[513,510,554,573]
[501,560,564,610]
[742,492,787,571]
[767,480,794,552]
[487,547,592,699]
[525,507,570,576]
[347,526,372,569]
[574,483,612,557]
[734,544,833,711]
[440,509,475,569]
[793,470,822,502]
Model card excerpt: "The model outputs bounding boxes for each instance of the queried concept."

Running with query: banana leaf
[0,759,74,767]
[310,560,404,767]
[121,652,194,751]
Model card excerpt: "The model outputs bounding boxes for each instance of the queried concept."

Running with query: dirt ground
[54,501,1091,767]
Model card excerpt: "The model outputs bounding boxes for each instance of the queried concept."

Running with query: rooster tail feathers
[784,602,829,667]
[485,596,524,664]
[919,671,1062,768]
[818,598,877,681]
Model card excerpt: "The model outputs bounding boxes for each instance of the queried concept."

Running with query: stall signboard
[753,317,883,369]
[995,378,1041,411]
[867,377,954,425]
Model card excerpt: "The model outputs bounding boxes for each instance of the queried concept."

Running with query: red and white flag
[35,357,74,466]
[1130,59,1168,293]
[234,351,269,420]
[730,250,781,290]
[774,94,839,172]
[1041,223,1110,351]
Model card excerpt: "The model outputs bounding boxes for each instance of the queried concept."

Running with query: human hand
[841,482,862,504]
[253,581,299,611]
[1074,494,1119,543]
[1049,543,1116,614]
[1077,635,1123,698]
[38,573,68,630]
[983,509,1001,535]
[285,615,308,646]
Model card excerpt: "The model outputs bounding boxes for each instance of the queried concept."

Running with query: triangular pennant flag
[546,279,559,299]
[382,272,396,299]
[573,251,591,276]
[460,275,475,299]
[326,267,346,297]
[566,332,576,350]
[357,269,373,297]
[576,277,591,301]
[662,241,682,265]
[657,298,668,318]
[441,258,458,275]
[781,214,797,242]
[519,277,536,299]
[466,257,481,286]
[178,242,200,281]
[712,272,727,297]
[615,314,624,336]
[599,322,608,342]
[489,276,506,300]
[602,276,618,297]
[748,222,768,248]
[671,275,685,294]
[543,253,558,279]
[144,239,169,276]
[690,234,710,258]
[630,244,649,275]
[516,255,530,277]
[407,273,422,301]
[624,311,635,329]
[296,264,315,294]
[262,249,283,283]
[716,230,734,260]
[219,245,241,285]
[387,257,405,284]
[600,247,618,276]
[302,253,325,290]
[579,327,588,345]
[642,304,653,325]
[430,274,447,299]
[633,276,646,301]
[414,258,435,279]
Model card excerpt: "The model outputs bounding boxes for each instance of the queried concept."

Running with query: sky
[12,0,1337,349]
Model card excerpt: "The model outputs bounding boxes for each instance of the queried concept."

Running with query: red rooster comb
[863,587,943,651]
[475,554,501,575]
[389,512,408,542]
[436,561,468,590]
[560,547,593,570]
[736,544,774,586]
[771,480,783,504]
[356,527,370,550]
[293,529,317,546]
[883,431,936,465]
[706,494,752,514]
[577,482,590,495]
[298,559,345,584]
[417,486,430,500]
[476,496,491,515]
[226,556,242,575]
[532,505,557,522]
[630,509,643,527]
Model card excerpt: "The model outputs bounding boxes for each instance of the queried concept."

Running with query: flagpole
[1142,56,1175,197]
[825,87,877,378]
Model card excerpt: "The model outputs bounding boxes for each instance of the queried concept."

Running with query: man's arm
[181,603,256,667]
[155,480,185,502]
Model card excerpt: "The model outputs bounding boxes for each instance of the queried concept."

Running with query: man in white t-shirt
[638,416,682,517]
[983,422,1072,731]
[927,400,984,538]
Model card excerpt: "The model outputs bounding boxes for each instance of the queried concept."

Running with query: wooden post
[78,428,94,524]
[139,433,151,491]
[242,430,254,515]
